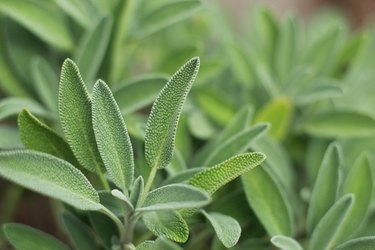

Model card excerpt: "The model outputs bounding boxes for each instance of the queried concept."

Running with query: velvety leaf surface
[0,150,101,210]
[92,80,134,191]
[136,237,183,250]
[3,223,69,250]
[130,176,144,207]
[335,236,375,250]
[271,235,302,250]
[143,211,189,243]
[145,57,200,169]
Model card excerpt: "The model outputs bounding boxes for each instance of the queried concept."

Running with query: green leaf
[0,150,102,210]
[307,142,342,233]
[202,210,241,248]
[270,235,302,250]
[61,212,99,250]
[143,211,189,243]
[18,109,79,166]
[190,152,266,195]
[111,189,134,213]
[59,59,105,173]
[3,223,69,250]
[309,194,354,250]
[254,97,293,140]
[241,167,293,236]
[137,184,210,212]
[55,0,99,28]
[163,168,205,185]
[203,123,269,166]
[299,111,375,138]
[0,0,74,51]
[0,126,22,149]
[92,80,134,191]
[145,57,200,169]
[75,16,113,87]
[98,191,123,217]
[89,212,118,250]
[294,81,343,106]
[0,97,53,121]
[130,176,145,207]
[335,236,375,250]
[187,109,217,139]
[113,74,169,114]
[136,237,183,250]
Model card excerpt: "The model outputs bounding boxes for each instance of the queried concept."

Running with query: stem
[138,167,158,206]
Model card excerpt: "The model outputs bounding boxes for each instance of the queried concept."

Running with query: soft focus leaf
[130,176,144,208]
[0,126,22,149]
[335,236,375,250]
[89,212,118,249]
[136,237,183,250]
[0,97,53,121]
[271,235,302,250]
[55,0,98,28]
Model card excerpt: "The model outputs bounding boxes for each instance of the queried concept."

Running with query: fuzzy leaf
[136,237,183,250]
[92,80,134,191]
[111,189,134,213]
[0,150,101,210]
[138,184,210,212]
[18,109,79,166]
[271,235,302,250]
[163,168,205,185]
[0,97,53,121]
[145,57,200,169]
[309,194,354,250]
[130,176,145,208]
[335,236,375,250]
[241,167,293,236]
[190,152,266,195]
[98,191,124,216]
[307,142,342,233]
[59,59,105,173]
[202,210,241,248]
[3,223,69,250]
[143,211,189,243]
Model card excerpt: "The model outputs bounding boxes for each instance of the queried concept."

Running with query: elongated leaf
[0,97,53,121]
[138,184,210,212]
[143,211,189,243]
[202,210,241,248]
[0,150,101,210]
[92,80,134,191]
[0,126,22,149]
[295,82,343,106]
[241,167,293,236]
[299,111,375,138]
[0,0,73,51]
[145,57,200,169]
[335,236,375,250]
[136,237,183,250]
[3,223,69,250]
[75,16,113,87]
[309,194,354,250]
[187,109,217,139]
[18,109,79,166]
[98,191,123,216]
[55,0,98,28]
[203,124,269,166]
[271,235,302,250]
[163,168,204,185]
[190,152,266,195]
[59,59,105,173]
[113,75,169,114]
[130,176,144,207]
[111,189,134,213]
[307,142,342,233]
[61,212,99,250]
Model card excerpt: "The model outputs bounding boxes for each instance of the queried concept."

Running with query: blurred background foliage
[1,0,375,249]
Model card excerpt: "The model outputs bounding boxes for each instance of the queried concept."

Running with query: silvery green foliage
[0,58,265,249]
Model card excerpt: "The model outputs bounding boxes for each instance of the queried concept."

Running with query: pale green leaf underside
[92,80,134,191]
[3,223,69,250]
[145,57,200,169]
[271,235,302,250]
[335,236,375,250]
[0,150,101,210]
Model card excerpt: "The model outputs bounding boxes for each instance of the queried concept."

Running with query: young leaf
[0,97,53,121]
[189,152,266,195]
[59,59,105,173]
[201,210,241,248]
[143,211,189,243]
[241,167,293,236]
[309,194,354,250]
[92,80,134,191]
[61,212,99,250]
[270,235,302,250]
[335,236,375,250]
[18,109,79,166]
[136,237,183,250]
[137,184,210,212]
[130,176,145,207]
[0,150,102,210]
[145,57,200,169]
[307,142,342,233]
[3,223,69,250]
[111,189,134,213]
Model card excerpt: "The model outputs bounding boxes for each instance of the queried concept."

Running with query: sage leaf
[143,211,189,243]
[190,152,266,195]
[294,82,343,106]
[145,57,200,169]
[59,59,105,173]
[270,235,302,250]
[92,80,134,191]
[61,212,99,250]
[0,97,53,121]
[98,191,124,217]
[3,223,69,250]
[201,210,241,248]
[0,150,102,210]
[136,237,183,250]
[163,167,205,186]
[89,212,118,249]
[130,176,145,208]
[55,0,98,28]
[0,126,22,149]
[307,142,342,233]
[137,184,210,212]
[18,109,79,166]
[241,167,293,236]
[309,194,354,250]
[335,236,375,250]
[111,189,134,213]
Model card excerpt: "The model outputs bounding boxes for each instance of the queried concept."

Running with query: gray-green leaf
[335,236,375,250]
[270,235,302,250]
[136,237,183,250]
